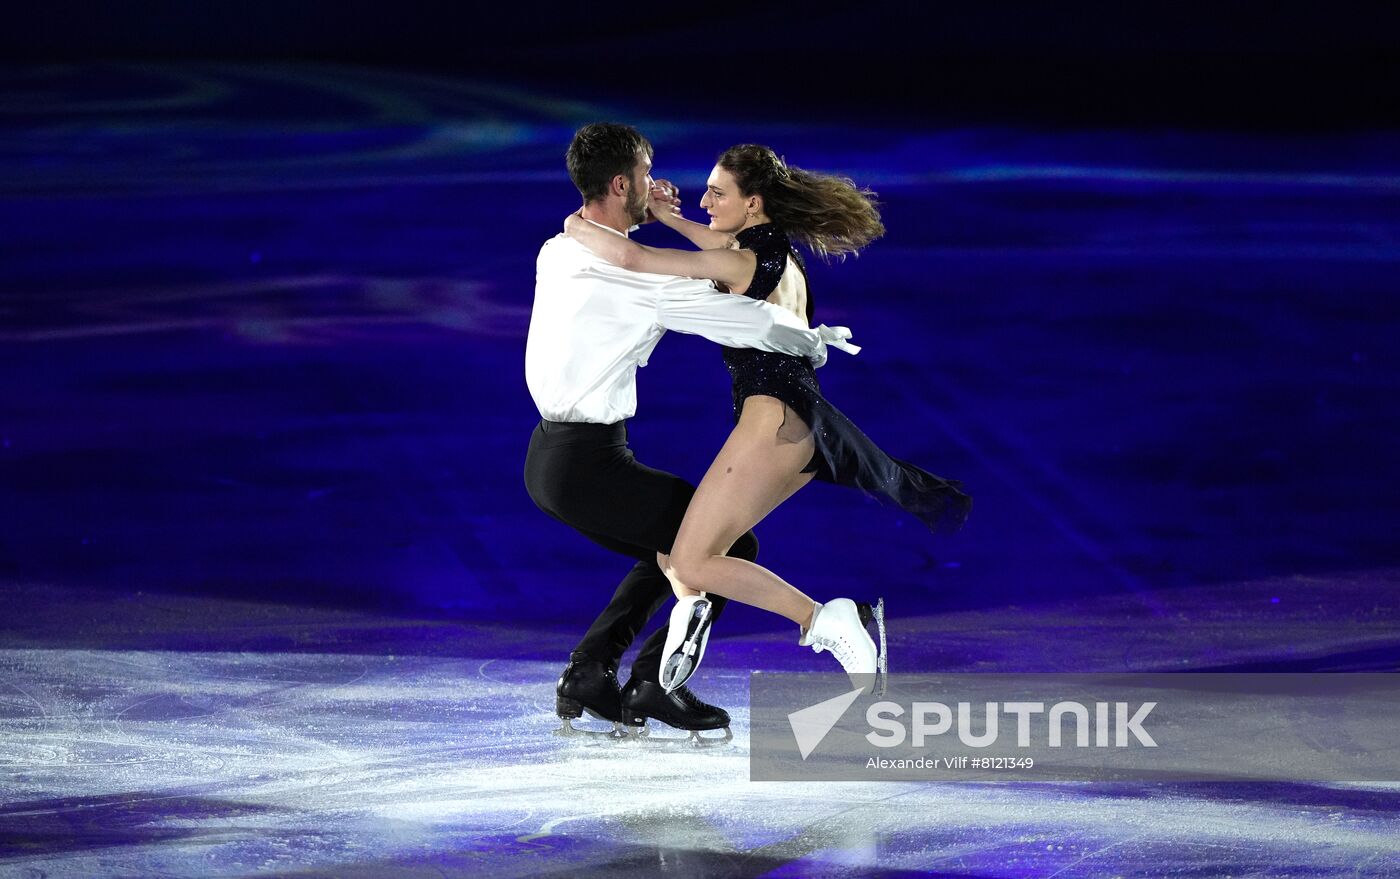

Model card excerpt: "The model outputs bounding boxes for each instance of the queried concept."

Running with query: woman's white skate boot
[660,594,713,693]
[800,598,887,692]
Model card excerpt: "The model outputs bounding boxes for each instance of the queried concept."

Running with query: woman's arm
[565,212,755,293]
[660,214,740,251]
[649,184,738,251]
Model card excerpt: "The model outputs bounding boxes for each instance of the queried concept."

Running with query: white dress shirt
[526,224,835,424]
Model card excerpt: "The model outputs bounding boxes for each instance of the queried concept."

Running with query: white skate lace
[810,633,860,673]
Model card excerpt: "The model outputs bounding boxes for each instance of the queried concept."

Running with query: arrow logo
[787,686,865,759]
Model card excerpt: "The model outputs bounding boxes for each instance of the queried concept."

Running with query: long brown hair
[717,144,885,261]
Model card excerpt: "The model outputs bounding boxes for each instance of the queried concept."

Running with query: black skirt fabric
[721,223,971,534]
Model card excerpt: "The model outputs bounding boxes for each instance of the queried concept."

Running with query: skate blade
[555,718,627,740]
[661,655,694,693]
[852,598,888,697]
[661,600,711,693]
[873,597,888,697]
[688,726,734,748]
[619,722,733,748]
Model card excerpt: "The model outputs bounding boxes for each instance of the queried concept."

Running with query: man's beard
[626,187,648,225]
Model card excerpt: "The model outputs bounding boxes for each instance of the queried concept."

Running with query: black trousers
[524,419,758,682]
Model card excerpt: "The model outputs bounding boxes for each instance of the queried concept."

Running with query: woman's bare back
[766,256,809,324]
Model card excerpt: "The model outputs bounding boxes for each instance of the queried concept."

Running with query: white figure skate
[659,593,713,693]
[800,598,887,693]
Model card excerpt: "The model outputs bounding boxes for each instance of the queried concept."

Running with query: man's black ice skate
[620,677,733,747]
[555,652,626,739]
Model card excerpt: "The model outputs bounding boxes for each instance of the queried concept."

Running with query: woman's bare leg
[666,397,818,627]
[656,552,699,600]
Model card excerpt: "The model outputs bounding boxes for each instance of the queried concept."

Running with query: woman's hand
[563,209,584,236]
[646,180,683,225]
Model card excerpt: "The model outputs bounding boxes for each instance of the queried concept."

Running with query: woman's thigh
[673,397,816,561]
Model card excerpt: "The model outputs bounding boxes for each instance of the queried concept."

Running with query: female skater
[564,145,970,690]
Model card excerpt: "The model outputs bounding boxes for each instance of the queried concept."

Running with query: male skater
[525,123,843,738]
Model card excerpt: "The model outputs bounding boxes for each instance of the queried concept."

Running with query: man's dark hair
[566,123,652,203]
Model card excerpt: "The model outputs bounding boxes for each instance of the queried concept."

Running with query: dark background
[7,2,1400,127]
[2,2,1397,630]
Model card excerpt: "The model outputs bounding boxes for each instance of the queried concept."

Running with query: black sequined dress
[721,223,971,533]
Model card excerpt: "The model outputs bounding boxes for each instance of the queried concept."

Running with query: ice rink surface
[3,62,1399,876]
[3,575,1398,878]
